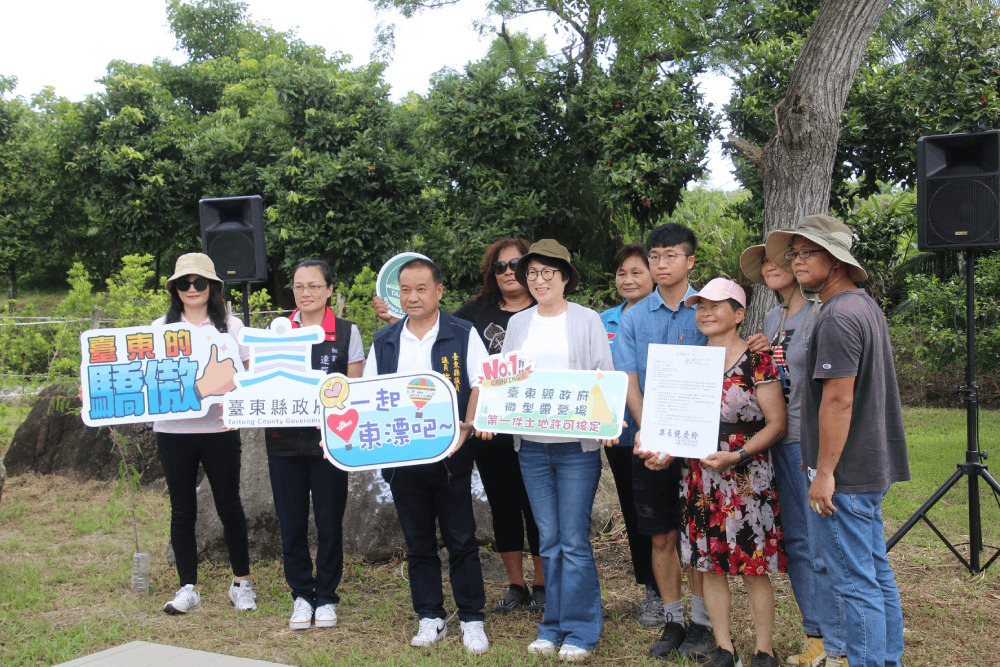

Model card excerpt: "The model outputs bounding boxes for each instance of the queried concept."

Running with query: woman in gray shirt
[740,243,844,667]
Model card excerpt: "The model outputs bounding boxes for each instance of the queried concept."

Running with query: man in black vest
[363,257,490,655]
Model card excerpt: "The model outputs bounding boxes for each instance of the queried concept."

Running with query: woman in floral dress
[679,278,788,667]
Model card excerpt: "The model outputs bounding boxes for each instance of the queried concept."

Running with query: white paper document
[639,344,724,459]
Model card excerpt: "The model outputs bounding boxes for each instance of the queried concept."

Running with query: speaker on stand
[888,130,1000,573]
[198,195,268,326]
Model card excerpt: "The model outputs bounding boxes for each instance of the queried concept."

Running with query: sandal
[527,585,545,612]
[495,583,529,613]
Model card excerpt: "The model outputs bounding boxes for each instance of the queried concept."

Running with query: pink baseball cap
[684,278,747,308]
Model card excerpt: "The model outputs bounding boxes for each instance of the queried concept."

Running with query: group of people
[150,213,909,667]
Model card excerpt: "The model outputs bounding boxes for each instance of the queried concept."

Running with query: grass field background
[0,407,998,666]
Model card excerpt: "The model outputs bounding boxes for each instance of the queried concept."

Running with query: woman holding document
[674,277,787,667]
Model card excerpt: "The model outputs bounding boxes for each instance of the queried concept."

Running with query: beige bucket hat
[166,252,223,290]
[764,214,868,283]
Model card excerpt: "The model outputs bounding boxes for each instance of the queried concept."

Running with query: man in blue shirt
[612,223,714,661]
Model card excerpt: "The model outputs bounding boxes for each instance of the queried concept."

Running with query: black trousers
[604,445,655,588]
[268,454,349,606]
[385,462,486,622]
[474,438,540,556]
[156,430,249,586]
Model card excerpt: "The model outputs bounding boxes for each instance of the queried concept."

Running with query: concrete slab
[55,641,289,666]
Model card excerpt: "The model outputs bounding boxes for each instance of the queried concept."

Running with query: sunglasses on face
[493,257,520,274]
[175,277,210,292]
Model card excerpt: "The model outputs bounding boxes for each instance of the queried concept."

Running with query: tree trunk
[744,0,892,333]
[7,261,16,301]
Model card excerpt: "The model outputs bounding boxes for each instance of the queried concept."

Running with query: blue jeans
[811,488,904,667]
[518,441,602,650]
[773,443,843,654]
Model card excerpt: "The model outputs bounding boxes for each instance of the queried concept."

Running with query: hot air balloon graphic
[406,376,436,418]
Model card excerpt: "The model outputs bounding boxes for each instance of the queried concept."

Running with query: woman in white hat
[677,278,787,667]
[154,253,256,616]
[739,244,841,666]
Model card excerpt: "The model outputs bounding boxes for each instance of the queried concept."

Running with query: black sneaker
[527,585,545,612]
[749,650,780,667]
[649,620,686,658]
[678,622,717,660]
[699,646,742,667]
[495,583,529,613]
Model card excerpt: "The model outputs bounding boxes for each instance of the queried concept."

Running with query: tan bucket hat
[515,239,581,294]
[739,244,767,285]
[166,252,223,290]
[764,214,868,283]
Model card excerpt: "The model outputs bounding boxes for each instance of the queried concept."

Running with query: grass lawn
[0,407,998,666]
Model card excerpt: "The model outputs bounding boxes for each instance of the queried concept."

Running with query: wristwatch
[735,447,751,465]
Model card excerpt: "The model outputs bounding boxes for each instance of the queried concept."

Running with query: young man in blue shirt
[612,223,715,661]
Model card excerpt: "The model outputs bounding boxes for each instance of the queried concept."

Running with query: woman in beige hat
[739,243,843,666]
[500,239,615,662]
[154,253,257,616]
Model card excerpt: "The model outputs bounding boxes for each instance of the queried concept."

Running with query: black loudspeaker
[918,130,1000,250]
[198,195,268,282]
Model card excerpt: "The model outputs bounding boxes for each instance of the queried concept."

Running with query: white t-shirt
[517,310,572,444]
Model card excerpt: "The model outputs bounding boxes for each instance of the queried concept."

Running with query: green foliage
[103,255,169,327]
[892,251,1000,375]
[336,266,380,348]
[228,286,273,328]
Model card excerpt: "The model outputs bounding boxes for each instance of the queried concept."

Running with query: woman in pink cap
[679,278,787,667]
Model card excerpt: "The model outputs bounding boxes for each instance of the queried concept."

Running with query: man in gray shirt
[766,215,909,667]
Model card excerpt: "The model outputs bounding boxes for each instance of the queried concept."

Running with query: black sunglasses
[493,257,520,274]
[175,277,210,292]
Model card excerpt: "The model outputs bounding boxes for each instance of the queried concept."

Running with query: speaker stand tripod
[886,250,1000,574]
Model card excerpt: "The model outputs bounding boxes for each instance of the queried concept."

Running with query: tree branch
[727,133,763,167]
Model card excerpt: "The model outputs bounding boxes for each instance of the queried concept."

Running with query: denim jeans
[268,454,349,606]
[385,462,486,622]
[518,441,602,650]
[810,488,904,667]
[773,442,843,654]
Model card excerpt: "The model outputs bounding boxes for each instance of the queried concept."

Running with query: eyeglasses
[493,257,520,274]
[647,252,689,264]
[175,277,209,292]
[292,283,330,294]
[784,249,825,261]
[525,267,561,281]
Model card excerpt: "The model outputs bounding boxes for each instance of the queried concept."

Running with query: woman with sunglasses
[154,253,255,616]
[264,259,365,630]
[501,239,615,662]
[453,238,545,613]
[739,244,842,667]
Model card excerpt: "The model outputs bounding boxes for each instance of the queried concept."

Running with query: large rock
[3,383,163,486]
[188,434,622,564]
[186,429,498,564]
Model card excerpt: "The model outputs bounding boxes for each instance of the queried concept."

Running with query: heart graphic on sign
[327,409,360,443]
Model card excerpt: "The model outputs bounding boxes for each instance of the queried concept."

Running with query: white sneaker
[289,597,313,630]
[314,603,337,628]
[558,643,592,662]
[164,584,201,615]
[229,579,257,611]
[461,620,489,655]
[410,617,447,647]
[528,638,558,655]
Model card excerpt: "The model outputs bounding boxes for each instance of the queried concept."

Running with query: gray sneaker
[638,584,666,628]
